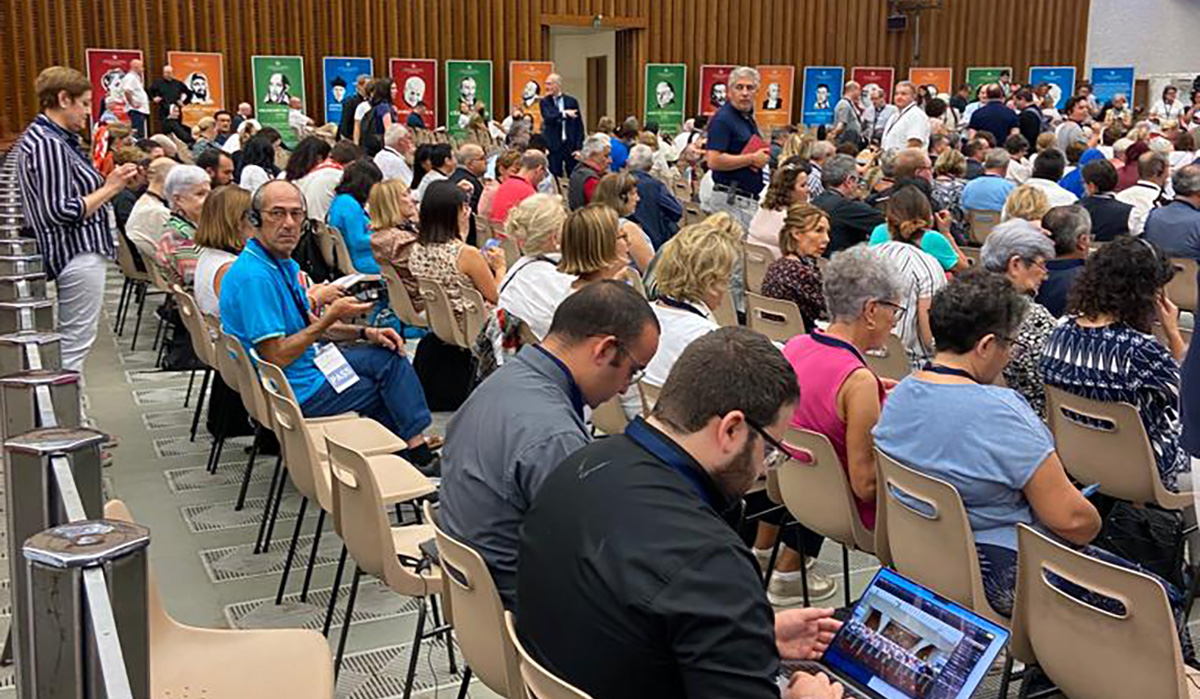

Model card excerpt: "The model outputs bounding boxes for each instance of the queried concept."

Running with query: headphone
[247,179,308,228]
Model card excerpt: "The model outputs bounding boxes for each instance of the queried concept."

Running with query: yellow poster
[755,65,795,133]
[509,61,555,131]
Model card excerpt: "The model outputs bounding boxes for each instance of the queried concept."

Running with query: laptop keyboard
[779,661,871,698]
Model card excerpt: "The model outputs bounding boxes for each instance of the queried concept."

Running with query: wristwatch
[358,327,367,341]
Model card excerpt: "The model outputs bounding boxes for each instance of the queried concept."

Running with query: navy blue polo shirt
[706,101,764,196]
[968,102,1019,145]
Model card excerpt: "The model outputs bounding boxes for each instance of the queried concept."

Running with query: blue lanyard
[246,239,310,326]
[625,418,720,511]
[809,330,869,366]
[532,345,585,420]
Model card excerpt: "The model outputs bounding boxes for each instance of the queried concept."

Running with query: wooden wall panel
[0,0,1090,145]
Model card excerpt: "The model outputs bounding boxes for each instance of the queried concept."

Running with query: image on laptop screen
[821,569,1009,699]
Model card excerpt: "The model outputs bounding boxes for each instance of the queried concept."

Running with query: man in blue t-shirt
[219,180,439,472]
[967,84,1019,146]
[705,66,770,198]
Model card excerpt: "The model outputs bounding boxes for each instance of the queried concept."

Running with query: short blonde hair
[504,194,567,256]
[933,148,967,178]
[1035,132,1057,152]
[654,222,738,304]
[779,204,831,256]
[193,116,216,138]
[559,204,619,276]
[195,186,251,253]
[1004,184,1051,222]
[367,180,414,231]
[596,116,616,134]
[36,66,90,110]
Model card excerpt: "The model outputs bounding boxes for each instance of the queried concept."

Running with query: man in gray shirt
[832,80,863,146]
[438,280,660,607]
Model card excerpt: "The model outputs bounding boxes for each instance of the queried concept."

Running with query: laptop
[780,568,1009,699]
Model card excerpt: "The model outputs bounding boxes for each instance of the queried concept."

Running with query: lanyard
[883,104,916,139]
[246,239,310,326]
[657,296,709,319]
[810,330,869,366]
[625,418,717,510]
[532,345,585,420]
[923,363,980,384]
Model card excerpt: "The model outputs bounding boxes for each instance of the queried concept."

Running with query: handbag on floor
[412,333,474,411]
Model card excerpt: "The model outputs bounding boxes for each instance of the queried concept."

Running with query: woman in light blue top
[866,186,967,273]
[327,158,383,275]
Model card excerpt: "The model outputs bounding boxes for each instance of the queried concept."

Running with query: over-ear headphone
[247,179,308,228]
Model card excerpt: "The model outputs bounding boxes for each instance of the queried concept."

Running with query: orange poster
[908,67,953,97]
[168,51,225,126]
[509,61,554,131]
[755,65,795,133]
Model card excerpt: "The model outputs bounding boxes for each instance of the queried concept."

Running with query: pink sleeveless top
[781,332,886,529]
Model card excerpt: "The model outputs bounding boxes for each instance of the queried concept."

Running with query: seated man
[1144,164,1200,259]
[961,148,1016,212]
[1036,205,1092,317]
[1078,158,1132,241]
[219,180,438,471]
[439,280,660,607]
[516,327,844,699]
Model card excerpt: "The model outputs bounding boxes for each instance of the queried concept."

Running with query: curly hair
[930,268,1028,354]
[762,159,812,210]
[654,221,738,305]
[1066,236,1175,333]
[698,211,745,244]
[1003,184,1050,223]
[779,203,830,257]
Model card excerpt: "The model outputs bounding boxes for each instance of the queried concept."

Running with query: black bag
[412,333,475,411]
[1095,501,1186,589]
[293,222,334,284]
[158,304,206,372]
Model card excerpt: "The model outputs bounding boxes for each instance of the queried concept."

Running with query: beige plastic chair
[625,266,647,298]
[863,334,910,382]
[966,209,1001,246]
[328,226,362,276]
[712,288,738,327]
[1166,257,1198,313]
[745,292,805,344]
[590,396,628,435]
[1011,523,1200,699]
[172,286,218,441]
[503,611,594,699]
[314,224,338,272]
[379,262,428,328]
[426,502,521,698]
[1045,385,1192,510]
[461,286,488,349]
[418,278,468,348]
[104,499,335,699]
[742,241,776,295]
[637,381,661,415]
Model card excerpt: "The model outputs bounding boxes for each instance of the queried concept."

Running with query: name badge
[313,343,359,393]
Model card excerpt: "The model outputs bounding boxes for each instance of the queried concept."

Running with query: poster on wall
[390,58,438,130]
[252,55,305,146]
[966,66,1012,94]
[698,65,735,117]
[851,67,895,107]
[509,61,555,130]
[908,67,954,97]
[801,66,844,127]
[167,51,224,126]
[644,63,687,135]
[755,65,795,133]
[322,56,373,127]
[86,48,143,122]
[1090,66,1135,106]
[1028,66,1077,109]
[446,60,493,135]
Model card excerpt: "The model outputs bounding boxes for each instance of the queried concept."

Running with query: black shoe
[413,454,441,479]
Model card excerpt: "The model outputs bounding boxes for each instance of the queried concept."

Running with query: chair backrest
[103,500,175,639]
[711,288,738,327]
[172,286,216,367]
[146,258,172,293]
[874,448,1003,624]
[328,228,359,276]
[1165,257,1198,313]
[116,232,150,282]
[624,266,647,298]
[745,292,805,344]
[1011,524,1189,699]
[314,225,338,272]
[777,429,874,554]
[1044,385,1188,510]
[863,333,910,382]
[261,372,326,507]
[742,242,776,295]
[966,209,1001,246]
[221,333,270,427]
[418,278,467,347]
[428,505,521,697]
[210,324,242,400]
[637,381,661,415]
[503,611,594,699]
[379,262,428,328]
[589,395,628,435]
[461,286,488,349]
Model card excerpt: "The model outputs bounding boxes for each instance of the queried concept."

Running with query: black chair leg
[262,469,288,552]
[300,509,326,602]
[189,368,210,442]
[798,547,811,608]
[455,667,473,699]
[763,523,784,588]
[842,544,852,608]
[322,545,348,637]
[254,455,283,554]
[235,425,261,511]
[401,597,429,699]
[431,596,456,674]
[130,287,146,350]
[275,497,308,604]
[334,567,363,679]
[115,279,131,335]
[997,651,1014,699]
[205,435,225,474]
[184,369,196,407]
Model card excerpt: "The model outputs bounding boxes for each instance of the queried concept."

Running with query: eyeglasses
[746,418,796,467]
[999,334,1029,352]
[593,335,648,384]
[263,208,307,223]
[873,299,907,319]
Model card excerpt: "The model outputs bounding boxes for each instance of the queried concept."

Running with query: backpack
[359,103,384,140]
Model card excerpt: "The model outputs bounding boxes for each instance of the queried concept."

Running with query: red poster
[698,65,735,117]
[86,48,144,122]
[390,58,438,130]
[851,67,895,104]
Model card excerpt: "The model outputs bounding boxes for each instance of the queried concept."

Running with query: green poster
[446,60,493,135]
[252,55,305,146]
[644,63,687,136]
[965,66,1012,95]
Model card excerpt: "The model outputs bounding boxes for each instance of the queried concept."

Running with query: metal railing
[0,152,148,698]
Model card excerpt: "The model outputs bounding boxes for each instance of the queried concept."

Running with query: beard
[710,437,760,500]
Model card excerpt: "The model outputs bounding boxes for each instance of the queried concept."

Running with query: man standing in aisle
[149,64,191,129]
[121,59,151,138]
[540,74,584,178]
[706,66,769,219]
[880,81,929,152]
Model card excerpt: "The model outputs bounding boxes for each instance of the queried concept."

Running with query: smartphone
[1080,483,1101,497]
[482,238,501,252]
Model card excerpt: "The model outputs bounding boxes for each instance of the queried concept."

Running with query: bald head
[894,147,932,180]
[457,143,487,176]
[146,157,177,193]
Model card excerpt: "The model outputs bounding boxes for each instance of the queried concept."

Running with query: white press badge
[313,343,360,393]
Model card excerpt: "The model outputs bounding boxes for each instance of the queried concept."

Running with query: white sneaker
[753,548,772,574]
[767,561,837,607]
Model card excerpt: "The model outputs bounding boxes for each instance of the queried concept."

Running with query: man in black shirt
[1014,89,1044,149]
[816,154,885,255]
[148,64,192,124]
[516,327,844,699]
[337,75,370,142]
[448,143,487,245]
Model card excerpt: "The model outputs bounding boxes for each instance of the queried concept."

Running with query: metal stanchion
[0,240,38,257]
[0,332,63,375]
[0,300,55,334]
[23,518,150,699]
[0,370,81,443]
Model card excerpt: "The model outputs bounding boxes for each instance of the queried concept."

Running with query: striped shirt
[16,114,115,279]
[874,240,946,368]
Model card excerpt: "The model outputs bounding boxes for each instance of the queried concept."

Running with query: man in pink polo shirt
[490,149,549,227]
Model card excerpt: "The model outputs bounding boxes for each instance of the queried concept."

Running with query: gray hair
[811,141,836,161]
[984,148,1011,171]
[1042,205,1092,256]
[867,85,885,99]
[980,219,1055,272]
[581,133,610,160]
[822,154,858,189]
[520,149,548,171]
[456,142,484,163]
[894,81,917,97]
[1113,137,1132,158]
[728,66,761,87]
[163,165,209,205]
[1174,164,1200,196]
[627,144,654,172]
[384,123,410,147]
[823,245,903,322]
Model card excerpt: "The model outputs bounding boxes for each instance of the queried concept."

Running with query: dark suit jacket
[449,167,485,245]
[1080,194,1133,242]
[540,94,584,153]
[815,190,886,255]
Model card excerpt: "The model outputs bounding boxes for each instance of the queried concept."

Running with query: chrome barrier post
[0,332,63,375]
[5,428,107,699]
[23,519,150,699]
[0,370,81,443]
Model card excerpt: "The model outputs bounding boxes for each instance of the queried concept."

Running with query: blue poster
[801,66,844,127]
[1090,66,1136,106]
[322,56,373,126]
[1027,66,1076,110]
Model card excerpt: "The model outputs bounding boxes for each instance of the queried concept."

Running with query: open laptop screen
[821,568,1009,699]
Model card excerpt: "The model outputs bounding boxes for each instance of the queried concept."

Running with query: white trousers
[55,253,108,372]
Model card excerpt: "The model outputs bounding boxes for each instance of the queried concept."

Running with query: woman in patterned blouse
[980,219,1057,417]
[1040,236,1191,492]
[760,203,830,332]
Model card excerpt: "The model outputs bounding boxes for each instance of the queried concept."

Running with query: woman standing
[760,203,831,332]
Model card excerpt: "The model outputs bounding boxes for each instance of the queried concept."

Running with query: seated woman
[1040,237,1192,493]
[757,246,902,606]
[1002,183,1050,223]
[283,136,332,183]
[193,186,252,318]
[496,194,574,340]
[930,148,968,243]
[237,133,281,192]
[760,203,830,333]
[874,271,1190,637]
[327,158,384,275]
[591,173,655,273]
[868,189,967,273]
[156,164,211,289]
[559,204,630,292]
[980,219,1057,416]
[747,159,811,259]
[368,179,423,312]
[479,149,522,224]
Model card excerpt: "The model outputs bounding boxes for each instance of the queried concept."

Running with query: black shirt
[338,94,365,142]
[1018,107,1043,150]
[967,102,1019,146]
[515,418,780,699]
[448,167,484,245]
[1080,193,1133,242]
[148,78,192,119]
[706,101,765,197]
[815,189,886,256]
[1035,257,1086,317]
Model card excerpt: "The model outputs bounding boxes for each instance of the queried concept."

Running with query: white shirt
[288,108,312,133]
[1115,180,1164,236]
[120,71,149,113]
[881,104,930,152]
[620,299,719,418]
[125,192,171,262]
[1024,177,1078,208]
[194,248,238,317]
[413,169,448,203]
[354,101,371,123]
[239,164,271,193]
[1006,158,1032,184]
[874,241,946,367]
[374,147,414,185]
[1151,100,1186,122]
[221,133,242,154]
[296,165,345,223]
[497,254,575,340]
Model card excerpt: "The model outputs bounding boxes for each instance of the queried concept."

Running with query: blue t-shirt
[705,101,765,196]
[873,377,1055,550]
[219,239,326,404]
[960,174,1016,212]
[609,138,629,172]
[327,193,380,274]
[967,102,1019,145]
